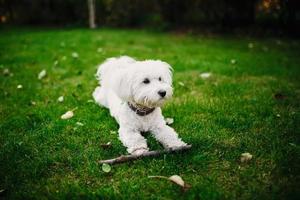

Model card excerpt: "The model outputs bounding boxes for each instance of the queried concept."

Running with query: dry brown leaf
[148,175,190,190]
[169,175,185,187]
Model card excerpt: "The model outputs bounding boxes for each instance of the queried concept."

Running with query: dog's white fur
[93,56,187,155]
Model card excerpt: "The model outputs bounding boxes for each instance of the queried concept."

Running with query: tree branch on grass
[98,145,192,165]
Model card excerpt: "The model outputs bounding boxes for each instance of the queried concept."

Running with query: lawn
[0,27,299,199]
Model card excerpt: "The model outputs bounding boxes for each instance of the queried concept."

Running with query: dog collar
[127,102,155,116]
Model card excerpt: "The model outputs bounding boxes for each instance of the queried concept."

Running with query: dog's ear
[111,69,133,101]
[161,61,173,85]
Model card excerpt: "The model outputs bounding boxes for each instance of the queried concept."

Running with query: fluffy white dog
[93,56,187,155]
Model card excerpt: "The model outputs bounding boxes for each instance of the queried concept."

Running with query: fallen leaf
[102,163,111,173]
[199,72,211,79]
[76,122,84,126]
[165,118,174,125]
[57,96,64,102]
[148,175,190,190]
[240,152,253,163]
[38,69,47,80]
[178,81,185,86]
[231,59,236,64]
[17,84,23,89]
[169,175,185,187]
[100,142,112,149]
[61,111,74,119]
[72,52,79,58]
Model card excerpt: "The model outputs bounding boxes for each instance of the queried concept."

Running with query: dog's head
[112,60,173,108]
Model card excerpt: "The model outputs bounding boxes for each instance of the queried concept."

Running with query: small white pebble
[72,52,79,58]
[178,82,185,86]
[231,59,236,64]
[240,152,253,163]
[165,118,174,125]
[76,122,84,126]
[57,96,64,102]
[248,43,254,48]
[38,69,47,80]
[200,72,211,79]
[61,111,74,119]
[17,84,23,89]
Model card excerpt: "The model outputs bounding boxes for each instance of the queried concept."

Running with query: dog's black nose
[158,90,166,97]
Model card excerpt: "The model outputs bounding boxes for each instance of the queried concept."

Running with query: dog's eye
[143,78,150,84]
[159,77,162,81]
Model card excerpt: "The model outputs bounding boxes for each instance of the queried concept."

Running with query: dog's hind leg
[93,86,108,108]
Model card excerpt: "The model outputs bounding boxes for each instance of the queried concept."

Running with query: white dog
[93,56,187,155]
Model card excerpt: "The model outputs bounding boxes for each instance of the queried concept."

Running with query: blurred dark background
[1,0,300,36]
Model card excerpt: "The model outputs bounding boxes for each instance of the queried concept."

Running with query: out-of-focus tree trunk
[87,0,96,29]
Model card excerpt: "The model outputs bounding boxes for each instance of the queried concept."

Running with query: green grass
[0,27,299,199]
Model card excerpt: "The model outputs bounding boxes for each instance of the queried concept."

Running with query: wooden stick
[98,145,192,165]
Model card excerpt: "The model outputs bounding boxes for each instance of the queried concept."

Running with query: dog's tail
[95,56,136,84]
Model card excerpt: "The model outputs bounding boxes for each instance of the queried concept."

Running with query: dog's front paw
[131,147,149,156]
